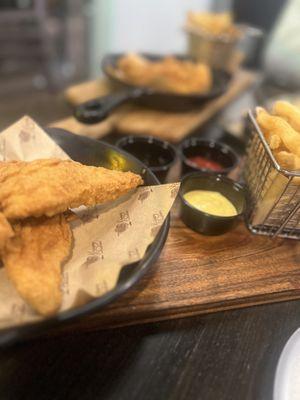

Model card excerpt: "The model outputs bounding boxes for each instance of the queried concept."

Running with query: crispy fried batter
[2,214,72,316]
[0,212,14,254]
[0,160,25,183]
[0,159,143,219]
[115,53,212,94]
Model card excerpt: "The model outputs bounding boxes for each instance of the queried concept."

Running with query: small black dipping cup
[116,136,177,183]
[179,172,246,235]
[180,138,238,176]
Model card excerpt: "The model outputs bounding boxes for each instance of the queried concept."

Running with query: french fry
[256,108,283,148]
[256,102,300,176]
[269,134,282,150]
[256,108,300,157]
[273,101,300,132]
[276,151,298,170]
[186,11,239,38]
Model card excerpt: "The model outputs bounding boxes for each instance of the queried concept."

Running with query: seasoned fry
[256,108,283,148]
[273,101,300,132]
[186,11,240,38]
[270,122,300,157]
[268,134,282,150]
[2,214,72,316]
[0,158,143,219]
[256,109,300,157]
[276,151,300,171]
[256,102,300,173]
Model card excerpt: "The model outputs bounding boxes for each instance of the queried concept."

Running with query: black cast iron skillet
[74,53,231,124]
[0,128,170,346]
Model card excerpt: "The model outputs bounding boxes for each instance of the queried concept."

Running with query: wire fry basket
[244,111,300,240]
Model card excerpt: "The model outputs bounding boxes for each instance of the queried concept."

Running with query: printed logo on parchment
[79,212,99,224]
[128,247,140,260]
[81,240,104,268]
[0,138,6,160]
[95,280,109,295]
[170,183,179,199]
[19,129,31,142]
[11,303,27,317]
[115,211,132,236]
[150,210,164,237]
[61,271,70,294]
[138,187,153,203]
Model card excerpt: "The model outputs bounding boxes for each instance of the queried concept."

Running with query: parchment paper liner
[0,116,179,329]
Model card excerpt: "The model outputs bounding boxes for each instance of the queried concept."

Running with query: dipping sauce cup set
[116,134,246,236]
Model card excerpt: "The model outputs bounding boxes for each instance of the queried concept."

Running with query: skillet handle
[74,88,145,124]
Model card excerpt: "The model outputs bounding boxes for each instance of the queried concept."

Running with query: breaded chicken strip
[2,214,72,316]
[0,160,25,183]
[0,159,143,219]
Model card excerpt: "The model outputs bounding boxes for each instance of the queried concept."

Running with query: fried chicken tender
[117,53,151,86]
[115,53,212,94]
[2,214,72,316]
[150,57,212,94]
[0,212,14,254]
[0,159,143,219]
[0,160,25,183]
[273,101,300,132]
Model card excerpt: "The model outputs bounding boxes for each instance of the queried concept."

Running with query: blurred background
[0,0,296,130]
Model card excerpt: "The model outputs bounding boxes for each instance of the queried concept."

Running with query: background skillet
[74,53,231,124]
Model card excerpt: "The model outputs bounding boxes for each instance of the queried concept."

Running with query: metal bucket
[185,27,240,71]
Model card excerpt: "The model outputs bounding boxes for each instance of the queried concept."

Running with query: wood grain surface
[52,207,300,335]
[54,70,256,142]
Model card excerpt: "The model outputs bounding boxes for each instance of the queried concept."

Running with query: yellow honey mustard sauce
[183,190,237,217]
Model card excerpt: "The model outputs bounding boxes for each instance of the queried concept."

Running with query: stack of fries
[256,101,300,172]
[186,11,240,40]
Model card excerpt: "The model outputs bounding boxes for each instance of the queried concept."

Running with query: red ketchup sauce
[187,156,224,172]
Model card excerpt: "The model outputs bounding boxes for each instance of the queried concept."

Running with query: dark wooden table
[1,88,299,400]
[1,301,300,400]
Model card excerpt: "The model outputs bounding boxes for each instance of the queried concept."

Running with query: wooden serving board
[54,206,300,335]
[51,70,257,143]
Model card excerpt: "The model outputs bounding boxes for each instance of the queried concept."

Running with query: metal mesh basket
[244,111,300,239]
